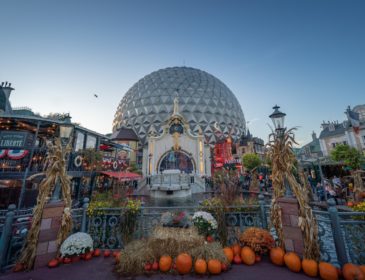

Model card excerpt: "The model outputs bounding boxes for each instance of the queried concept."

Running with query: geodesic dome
[113,67,246,144]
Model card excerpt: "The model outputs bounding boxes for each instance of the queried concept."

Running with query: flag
[346,106,360,134]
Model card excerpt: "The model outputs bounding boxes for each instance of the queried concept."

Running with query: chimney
[1,81,15,99]
[312,131,317,141]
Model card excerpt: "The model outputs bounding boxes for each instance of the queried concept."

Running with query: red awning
[100,171,142,181]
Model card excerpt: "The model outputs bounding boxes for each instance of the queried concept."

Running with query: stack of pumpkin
[47,248,121,268]
[270,247,365,280]
[115,226,230,276]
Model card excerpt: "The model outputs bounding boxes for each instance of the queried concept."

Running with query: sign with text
[0,131,34,148]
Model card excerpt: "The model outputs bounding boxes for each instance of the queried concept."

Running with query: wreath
[74,155,83,167]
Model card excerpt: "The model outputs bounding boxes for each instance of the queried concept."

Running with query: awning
[100,171,142,180]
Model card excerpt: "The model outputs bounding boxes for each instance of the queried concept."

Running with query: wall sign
[0,131,34,148]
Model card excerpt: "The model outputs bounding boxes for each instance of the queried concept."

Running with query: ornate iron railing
[79,204,267,250]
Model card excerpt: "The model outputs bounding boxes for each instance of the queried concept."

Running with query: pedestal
[277,197,304,256]
[34,201,64,268]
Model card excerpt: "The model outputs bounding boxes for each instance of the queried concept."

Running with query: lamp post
[50,123,74,202]
[269,105,292,197]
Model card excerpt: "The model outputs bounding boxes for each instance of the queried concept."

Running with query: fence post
[0,204,16,270]
[258,194,268,229]
[81,197,89,233]
[327,198,348,266]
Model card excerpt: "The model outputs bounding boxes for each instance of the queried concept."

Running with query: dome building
[113,67,246,145]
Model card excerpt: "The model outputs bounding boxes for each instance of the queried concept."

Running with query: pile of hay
[115,226,228,276]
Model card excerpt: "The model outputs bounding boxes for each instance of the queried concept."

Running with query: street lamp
[51,123,74,202]
[269,105,286,133]
[269,105,292,197]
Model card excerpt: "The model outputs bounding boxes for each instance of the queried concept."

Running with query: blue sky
[1,0,364,146]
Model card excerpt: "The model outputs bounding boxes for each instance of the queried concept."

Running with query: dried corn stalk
[18,138,73,269]
[266,128,320,260]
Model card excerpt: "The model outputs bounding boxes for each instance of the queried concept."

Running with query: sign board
[0,131,34,148]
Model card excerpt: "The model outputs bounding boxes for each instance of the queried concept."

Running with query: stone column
[34,201,65,268]
[278,197,304,256]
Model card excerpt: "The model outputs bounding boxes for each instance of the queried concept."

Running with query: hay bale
[151,226,204,243]
[190,242,228,264]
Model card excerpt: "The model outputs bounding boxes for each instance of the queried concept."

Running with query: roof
[319,122,348,139]
[111,127,139,141]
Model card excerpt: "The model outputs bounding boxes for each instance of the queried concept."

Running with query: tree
[242,153,261,172]
[331,144,365,201]
[330,144,364,170]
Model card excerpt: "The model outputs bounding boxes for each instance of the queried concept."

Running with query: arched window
[158,150,194,174]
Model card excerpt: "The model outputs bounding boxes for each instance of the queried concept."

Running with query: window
[343,141,347,145]
[75,132,85,151]
[332,143,336,148]
[86,135,96,149]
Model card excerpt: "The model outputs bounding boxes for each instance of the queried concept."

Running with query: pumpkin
[104,250,111,257]
[208,259,222,275]
[231,244,241,256]
[223,247,234,263]
[159,255,172,272]
[93,248,101,257]
[12,263,24,272]
[319,262,339,280]
[48,259,59,268]
[206,236,214,243]
[342,263,365,280]
[270,247,285,266]
[284,252,301,273]
[71,255,80,263]
[84,253,93,261]
[241,247,255,266]
[233,255,242,264]
[152,261,159,271]
[255,255,261,263]
[176,253,192,274]
[221,262,228,271]
[114,252,121,263]
[144,262,152,271]
[63,257,72,264]
[302,259,318,277]
[359,266,365,277]
[194,259,207,275]
[112,251,119,258]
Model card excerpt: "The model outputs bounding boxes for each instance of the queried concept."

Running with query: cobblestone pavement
[0,256,318,280]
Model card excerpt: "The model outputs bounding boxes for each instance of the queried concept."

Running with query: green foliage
[330,144,364,170]
[242,153,261,171]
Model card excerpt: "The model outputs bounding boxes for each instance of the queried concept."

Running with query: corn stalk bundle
[18,138,73,269]
[266,128,320,260]
[353,170,365,201]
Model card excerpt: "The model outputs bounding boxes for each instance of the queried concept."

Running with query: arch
[157,149,196,174]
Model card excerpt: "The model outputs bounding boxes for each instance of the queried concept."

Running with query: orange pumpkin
[48,259,59,268]
[359,266,365,277]
[319,262,339,280]
[342,263,365,280]
[159,255,172,272]
[231,244,241,256]
[270,247,285,266]
[152,261,159,271]
[241,247,255,266]
[13,263,24,272]
[144,262,152,271]
[255,255,261,263]
[223,247,234,263]
[93,248,101,257]
[302,259,318,277]
[284,252,301,273]
[194,259,207,275]
[176,253,192,274]
[63,257,71,264]
[233,255,242,264]
[104,250,111,257]
[208,259,222,275]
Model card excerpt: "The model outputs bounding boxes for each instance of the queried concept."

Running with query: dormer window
[329,123,335,131]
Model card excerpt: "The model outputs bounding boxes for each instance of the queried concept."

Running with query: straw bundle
[18,138,73,270]
[267,128,320,260]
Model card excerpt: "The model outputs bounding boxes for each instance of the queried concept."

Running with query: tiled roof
[111,127,139,141]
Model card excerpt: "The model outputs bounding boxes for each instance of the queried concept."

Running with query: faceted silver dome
[113,67,246,144]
